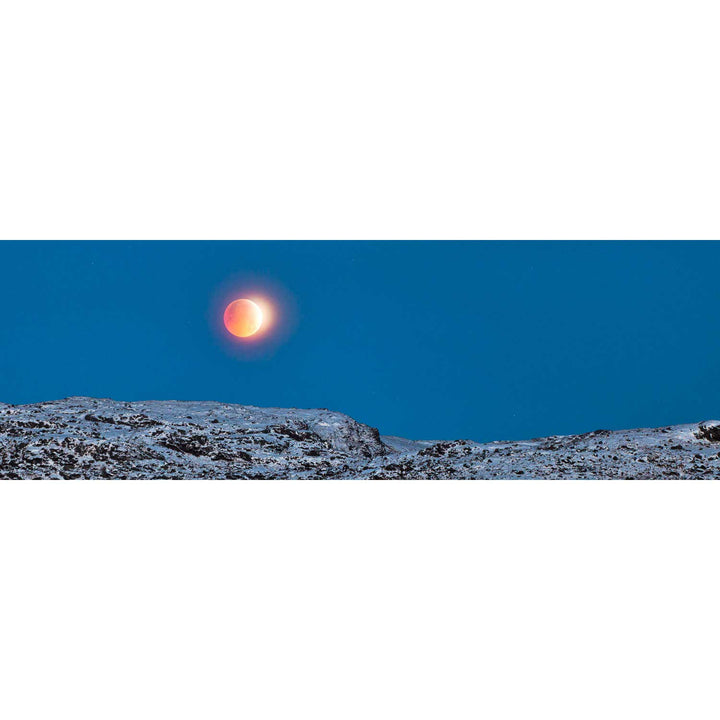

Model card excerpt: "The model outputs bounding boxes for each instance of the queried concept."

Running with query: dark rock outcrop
[696,421,720,442]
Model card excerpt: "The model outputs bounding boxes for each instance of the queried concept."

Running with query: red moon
[224,299,263,338]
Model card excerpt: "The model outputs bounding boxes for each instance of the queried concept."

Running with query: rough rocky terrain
[1,398,719,479]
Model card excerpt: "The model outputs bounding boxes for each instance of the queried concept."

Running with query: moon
[224,299,263,338]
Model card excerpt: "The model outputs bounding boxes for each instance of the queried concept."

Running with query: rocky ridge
[1,398,719,479]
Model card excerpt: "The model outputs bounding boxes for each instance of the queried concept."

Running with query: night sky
[1,241,718,442]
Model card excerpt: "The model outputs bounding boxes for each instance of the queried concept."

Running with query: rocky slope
[0,398,719,479]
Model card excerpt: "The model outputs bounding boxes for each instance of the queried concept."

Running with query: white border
[1,1,719,240]
[2,482,720,719]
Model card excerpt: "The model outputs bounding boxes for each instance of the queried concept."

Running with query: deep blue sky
[1,241,718,442]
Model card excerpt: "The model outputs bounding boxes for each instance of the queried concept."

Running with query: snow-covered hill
[0,398,719,479]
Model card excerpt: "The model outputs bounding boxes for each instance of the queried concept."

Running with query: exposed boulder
[696,421,720,442]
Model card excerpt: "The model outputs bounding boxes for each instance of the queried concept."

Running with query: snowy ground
[0,398,719,479]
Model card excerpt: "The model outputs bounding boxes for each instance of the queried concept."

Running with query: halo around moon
[223,298,264,338]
